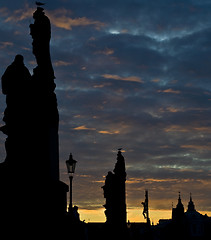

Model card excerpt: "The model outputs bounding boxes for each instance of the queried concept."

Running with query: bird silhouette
[35,1,45,6]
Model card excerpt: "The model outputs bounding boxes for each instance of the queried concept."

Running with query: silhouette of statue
[141,190,150,225]
[29,6,59,180]
[102,150,127,225]
[0,6,68,237]
[102,150,129,240]
[30,7,54,80]
[2,55,31,95]
[1,54,31,136]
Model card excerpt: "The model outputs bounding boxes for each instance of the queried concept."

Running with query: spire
[176,192,184,210]
[187,193,195,212]
[172,192,184,221]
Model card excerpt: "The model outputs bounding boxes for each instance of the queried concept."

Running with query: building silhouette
[185,194,209,239]
[153,193,211,240]
[172,192,185,223]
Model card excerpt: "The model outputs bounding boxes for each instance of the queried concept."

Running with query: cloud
[0,5,105,31]
[0,4,33,23]
[98,130,120,135]
[94,48,114,55]
[73,125,96,131]
[180,144,211,151]
[54,60,72,67]
[101,74,144,83]
[159,107,184,113]
[164,125,211,133]
[0,41,13,49]
[47,8,106,30]
[157,88,181,94]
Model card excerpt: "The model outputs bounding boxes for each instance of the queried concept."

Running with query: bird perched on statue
[35,1,45,6]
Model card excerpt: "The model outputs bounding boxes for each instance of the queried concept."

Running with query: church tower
[172,192,185,222]
[187,193,196,212]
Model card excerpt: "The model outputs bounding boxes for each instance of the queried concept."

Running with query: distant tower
[187,193,196,212]
[185,194,205,237]
[102,150,127,225]
[172,192,185,223]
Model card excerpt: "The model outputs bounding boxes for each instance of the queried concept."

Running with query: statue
[1,55,31,135]
[30,7,55,80]
[142,190,150,225]
[102,150,127,225]
[29,6,59,180]
[0,5,68,236]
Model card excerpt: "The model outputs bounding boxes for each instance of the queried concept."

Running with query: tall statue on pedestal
[29,6,59,180]
[102,150,128,240]
[102,150,127,224]
[0,6,68,236]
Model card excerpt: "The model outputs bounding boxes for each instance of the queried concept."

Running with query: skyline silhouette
[1,1,211,225]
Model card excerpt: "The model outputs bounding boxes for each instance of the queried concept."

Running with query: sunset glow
[1,0,211,225]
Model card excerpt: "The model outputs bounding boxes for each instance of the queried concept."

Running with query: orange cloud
[73,115,82,118]
[1,5,105,30]
[1,4,33,23]
[180,144,211,150]
[54,60,72,67]
[158,88,181,94]
[73,125,96,131]
[98,130,120,135]
[164,125,189,133]
[0,7,7,16]
[166,107,182,112]
[46,8,105,30]
[102,74,143,83]
[151,78,160,83]
[165,125,211,133]
[93,83,112,88]
[193,126,211,133]
[29,60,37,66]
[0,41,13,49]
[159,107,183,113]
[127,178,180,185]
[94,48,114,55]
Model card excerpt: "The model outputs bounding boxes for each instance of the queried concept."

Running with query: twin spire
[175,192,196,212]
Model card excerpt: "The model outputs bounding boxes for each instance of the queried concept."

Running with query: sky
[1,0,211,224]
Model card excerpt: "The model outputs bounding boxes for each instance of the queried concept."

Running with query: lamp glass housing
[66,154,77,176]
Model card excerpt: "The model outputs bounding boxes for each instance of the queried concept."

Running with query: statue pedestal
[0,169,68,237]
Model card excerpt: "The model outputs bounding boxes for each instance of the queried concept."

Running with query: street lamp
[66,153,77,212]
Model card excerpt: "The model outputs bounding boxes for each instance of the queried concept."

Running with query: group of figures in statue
[0,7,68,236]
[0,7,59,179]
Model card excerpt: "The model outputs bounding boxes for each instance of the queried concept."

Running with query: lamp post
[66,153,77,213]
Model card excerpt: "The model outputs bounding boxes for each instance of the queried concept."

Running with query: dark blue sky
[1,0,211,222]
